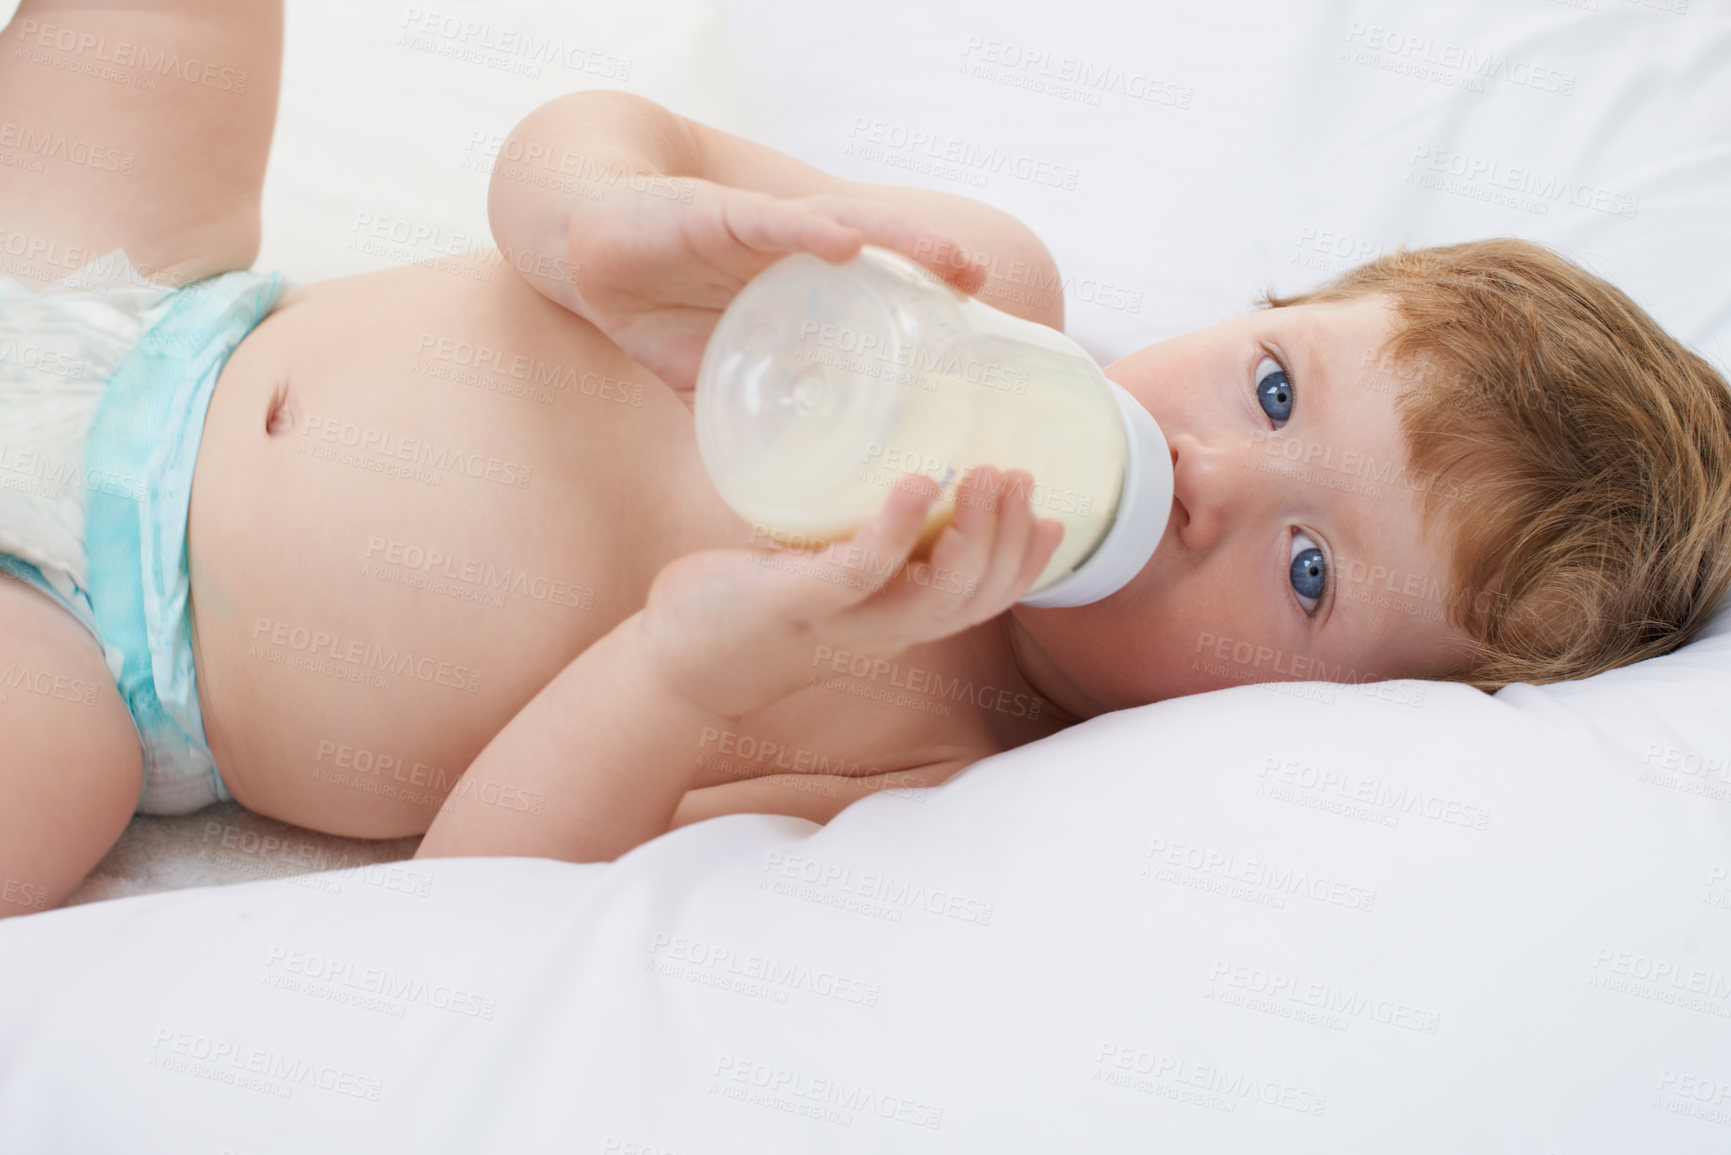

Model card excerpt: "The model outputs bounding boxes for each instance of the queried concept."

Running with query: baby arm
[410,604,728,863]
[484,89,1061,399]
[414,468,1061,863]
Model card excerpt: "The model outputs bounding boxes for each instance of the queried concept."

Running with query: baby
[4,1,1730,917]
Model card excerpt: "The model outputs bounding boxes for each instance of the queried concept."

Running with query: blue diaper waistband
[84,267,289,815]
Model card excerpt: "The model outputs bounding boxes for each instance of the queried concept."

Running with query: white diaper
[0,250,178,602]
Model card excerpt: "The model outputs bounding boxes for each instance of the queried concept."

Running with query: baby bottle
[693,245,1173,607]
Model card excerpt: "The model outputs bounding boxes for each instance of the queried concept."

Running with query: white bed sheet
[4,614,1730,1151]
[725,0,1731,374]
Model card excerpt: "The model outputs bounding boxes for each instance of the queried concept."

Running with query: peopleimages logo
[648,933,883,1008]
[795,319,1031,392]
[760,850,995,926]
[1092,1042,1328,1116]
[1143,837,1379,913]
[957,37,1194,110]
[808,644,1046,721]
[1343,22,1576,96]
[845,117,1081,190]
[13,19,250,92]
[397,8,632,80]
[710,1054,944,1130]
[1407,145,1640,219]
[0,122,134,174]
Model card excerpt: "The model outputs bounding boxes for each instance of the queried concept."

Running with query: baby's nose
[1168,430,1269,550]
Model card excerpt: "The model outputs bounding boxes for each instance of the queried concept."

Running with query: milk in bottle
[694,245,1172,607]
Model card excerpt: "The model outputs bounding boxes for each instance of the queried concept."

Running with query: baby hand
[563,178,986,398]
[639,467,1062,719]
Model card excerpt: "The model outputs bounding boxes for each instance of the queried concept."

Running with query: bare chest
[184,255,1045,836]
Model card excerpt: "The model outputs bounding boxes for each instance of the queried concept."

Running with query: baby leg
[0,577,145,919]
[0,0,283,287]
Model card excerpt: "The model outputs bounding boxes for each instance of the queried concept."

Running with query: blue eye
[1289,530,1327,614]
[1255,355,1293,426]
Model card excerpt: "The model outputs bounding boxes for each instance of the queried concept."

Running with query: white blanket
[4,613,1730,1149]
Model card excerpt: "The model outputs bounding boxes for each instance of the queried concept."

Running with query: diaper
[0,249,290,814]
[0,250,178,632]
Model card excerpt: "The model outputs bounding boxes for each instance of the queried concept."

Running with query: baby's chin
[1002,599,1174,713]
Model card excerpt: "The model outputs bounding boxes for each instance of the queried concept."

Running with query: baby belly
[184,257,719,838]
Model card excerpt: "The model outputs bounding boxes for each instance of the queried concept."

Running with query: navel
[264,378,296,437]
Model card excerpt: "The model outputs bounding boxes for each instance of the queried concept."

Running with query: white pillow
[1,630,1728,1150]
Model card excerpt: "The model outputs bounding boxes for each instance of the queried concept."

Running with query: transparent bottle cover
[695,250,916,541]
[1018,379,1173,608]
[695,247,1172,606]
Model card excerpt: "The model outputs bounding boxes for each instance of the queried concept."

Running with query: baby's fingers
[968,469,1053,609]
[924,466,1010,608]
[797,195,988,294]
[928,467,1059,613]
[835,467,1060,649]
[715,189,864,264]
[765,477,942,622]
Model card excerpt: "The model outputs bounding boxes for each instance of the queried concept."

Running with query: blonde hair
[1261,238,1731,692]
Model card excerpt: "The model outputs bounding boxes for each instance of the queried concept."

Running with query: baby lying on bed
[4,0,1730,917]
